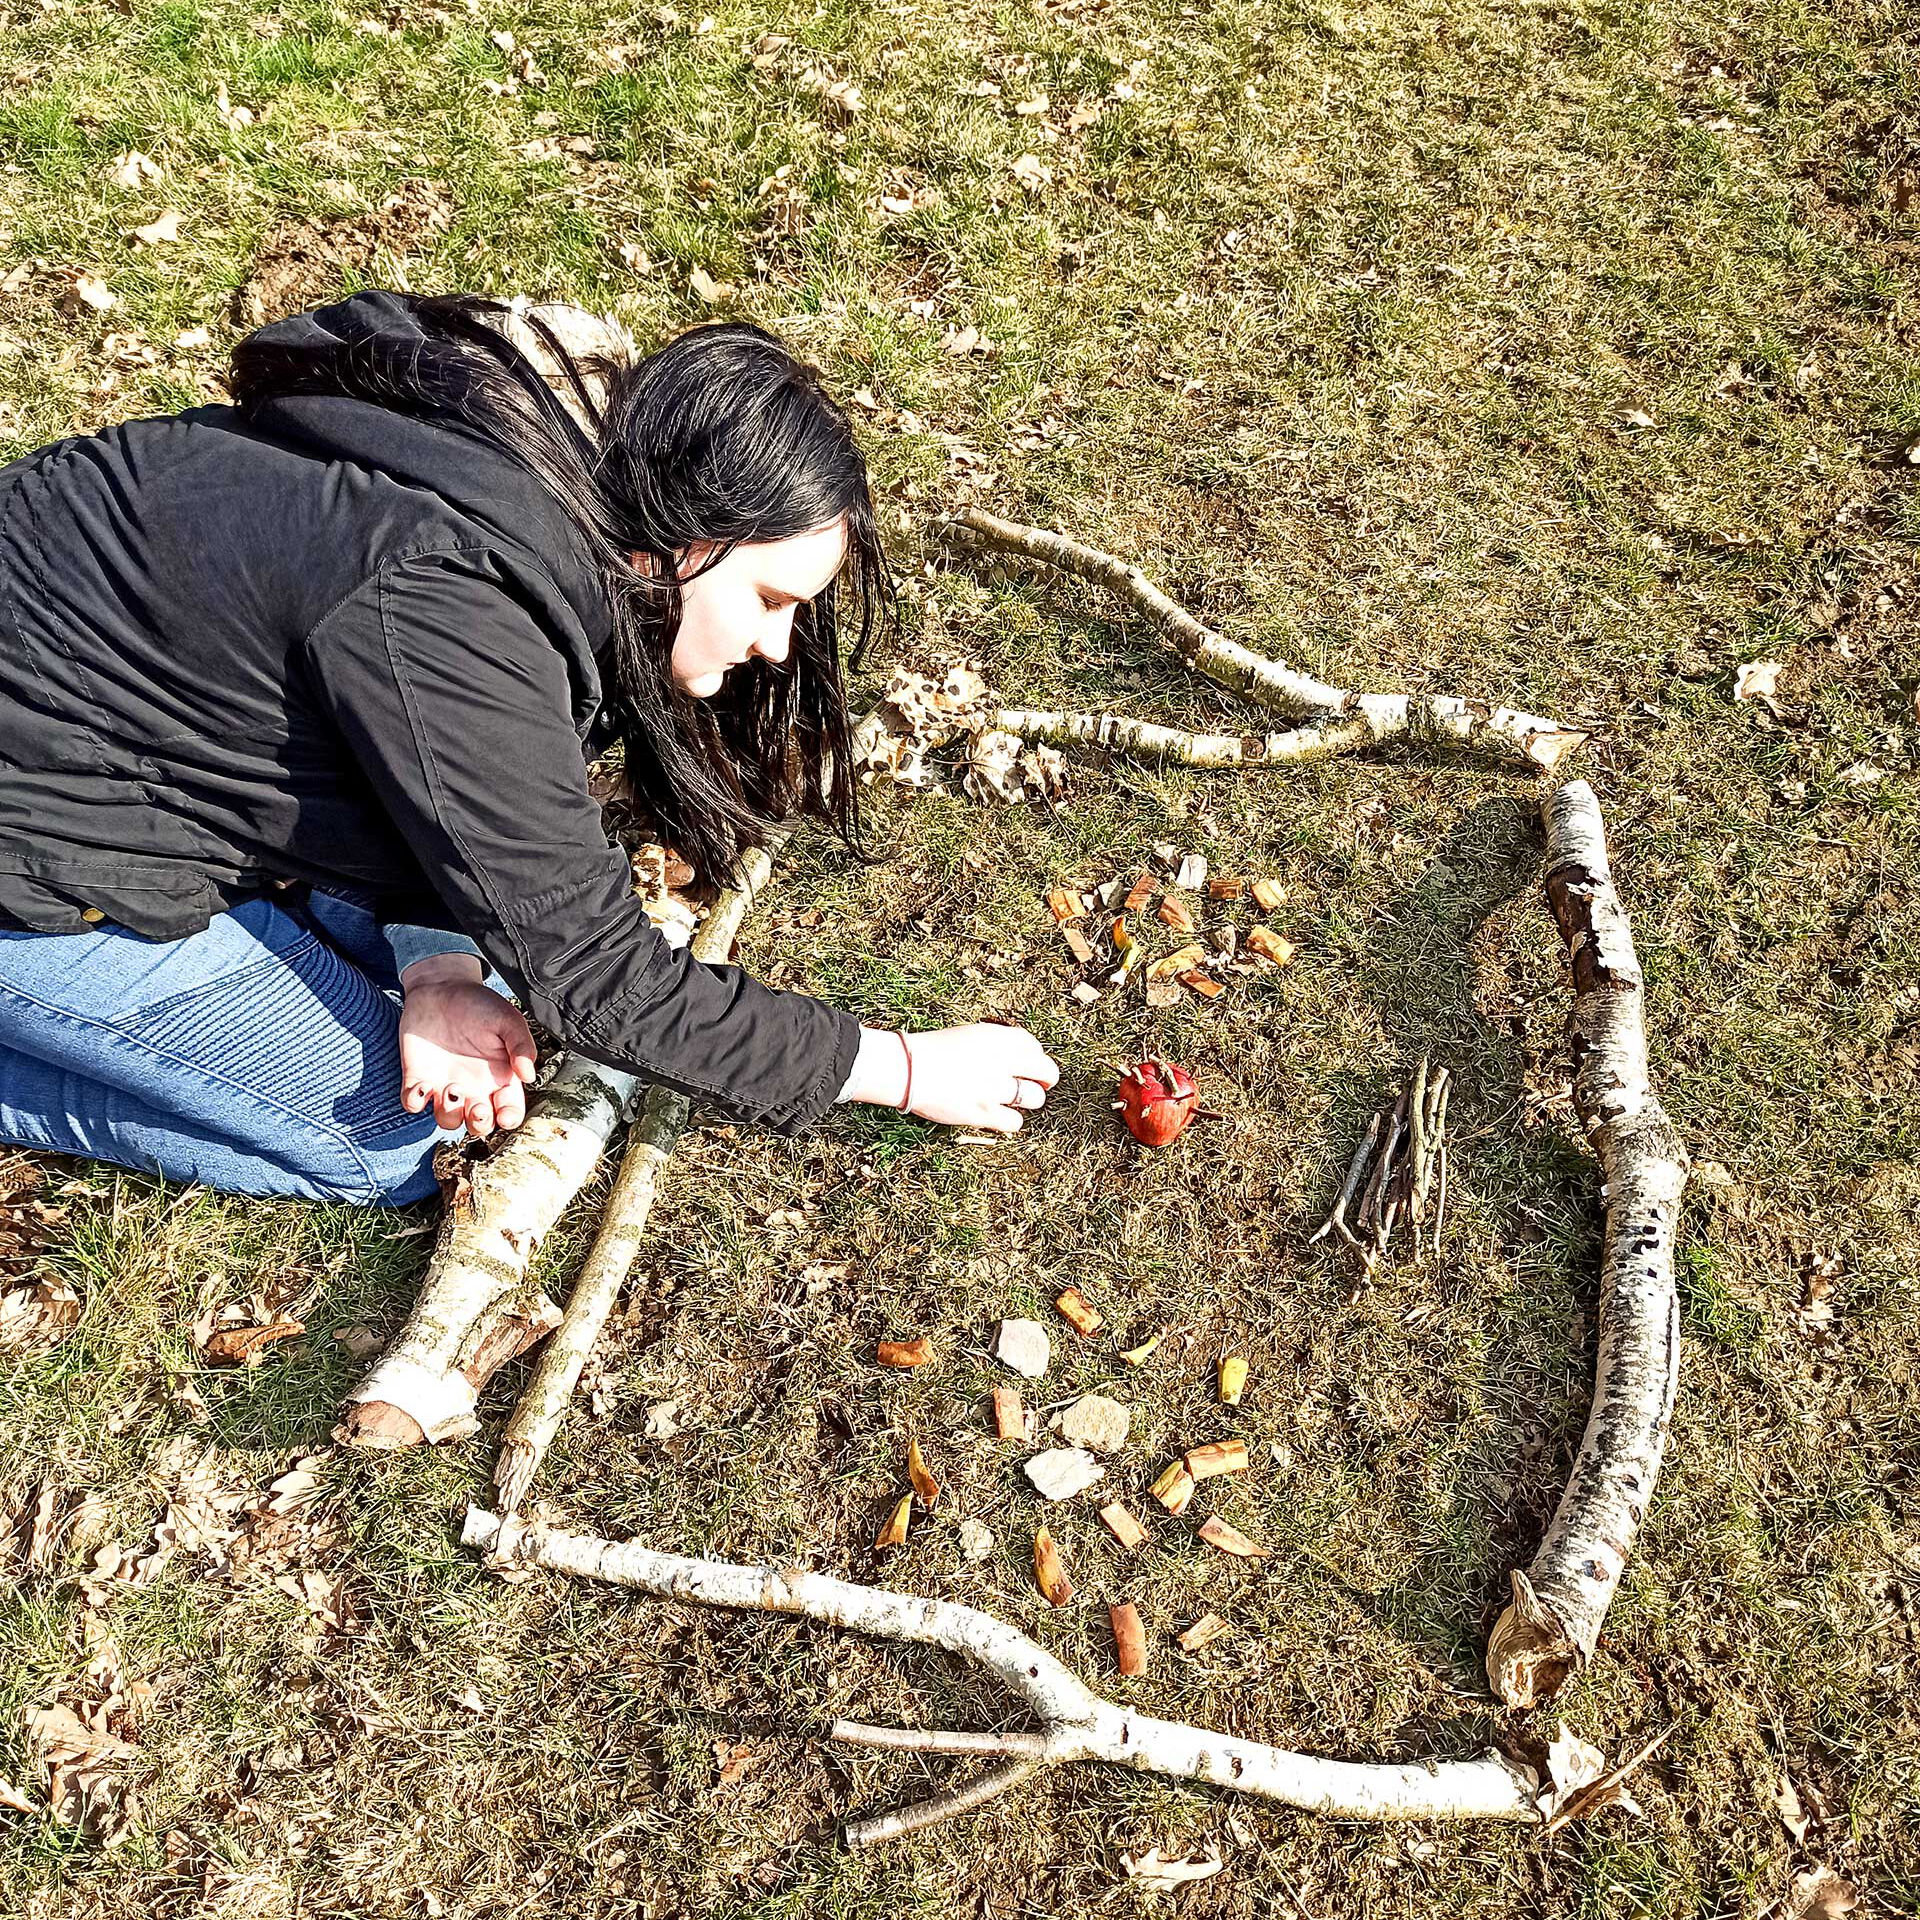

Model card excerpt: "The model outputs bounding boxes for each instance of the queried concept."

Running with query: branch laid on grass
[492,839,784,1510]
[987,706,1376,769]
[462,1507,1541,1840]
[335,1055,636,1449]
[338,845,780,1453]
[1486,780,1688,1709]
[942,506,1589,775]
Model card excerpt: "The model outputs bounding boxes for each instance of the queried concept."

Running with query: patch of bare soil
[229,179,455,330]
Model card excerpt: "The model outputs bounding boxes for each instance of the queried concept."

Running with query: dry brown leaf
[69,273,117,313]
[1011,153,1053,193]
[1734,660,1785,714]
[0,1277,81,1353]
[688,265,734,305]
[1775,1770,1810,1845]
[1786,1867,1860,1920]
[1121,1845,1223,1891]
[0,1773,36,1816]
[25,1703,136,1846]
[130,211,184,247]
[1537,1725,1666,1831]
[200,1319,303,1366]
[108,151,161,190]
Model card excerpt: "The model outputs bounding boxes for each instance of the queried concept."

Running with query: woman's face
[646,515,851,699]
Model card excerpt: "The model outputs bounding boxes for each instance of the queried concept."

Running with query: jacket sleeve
[302,546,863,1135]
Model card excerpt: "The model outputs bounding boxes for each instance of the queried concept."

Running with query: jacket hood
[239,289,616,651]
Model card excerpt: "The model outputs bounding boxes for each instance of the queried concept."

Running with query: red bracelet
[894,1029,914,1112]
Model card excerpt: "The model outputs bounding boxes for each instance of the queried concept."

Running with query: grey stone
[994,1317,1051,1379]
[1023,1447,1105,1501]
[1052,1393,1131,1454]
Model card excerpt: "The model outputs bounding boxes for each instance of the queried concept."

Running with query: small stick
[1433,1133,1450,1253]
[1355,1092,1409,1233]
[1309,1109,1381,1245]
[844,1758,1044,1847]
[829,1721,1051,1759]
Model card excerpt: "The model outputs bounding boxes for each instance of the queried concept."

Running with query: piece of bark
[1150,1462,1196,1514]
[1158,896,1196,934]
[875,1494,912,1552]
[465,1509,1543,1837]
[1099,1501,1148,1550]
[1251,878,1286,910]
[1033,1527,1073,1606]
[877,1337,935,1369]
[1208,875,1244,901]
[907,1440,940,1507]
[1063,926,1096,964]
[1055,1288,1103,1336]
[1486,782,1687,1709]
[1246,927,1294,967]
[1147,943,1206,982]
[1197,1516,1271,1559]
[1046,887,1082,922]
[202,1320,303,1366]
[1177,1612,1231,1652]
[992,1386,1025,1441]
[1218,1357,1248,1405]
[1110,1601,1147,1676]
[1180,970,1225,1001]
[1185,1439,1249,1481]
[1123,872,1156,913]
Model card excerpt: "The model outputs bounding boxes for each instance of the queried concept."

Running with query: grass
[3,0,1918,1911]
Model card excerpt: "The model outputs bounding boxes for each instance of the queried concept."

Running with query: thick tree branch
[1486,780,1688,1707]
[943,506,1589,774]
[462,1507,1542,1840]
[492,840,784,1508]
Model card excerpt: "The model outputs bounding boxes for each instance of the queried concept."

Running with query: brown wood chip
[876,1336,934,1368]
[1197,1515,1270,1559]
[1099,1500,1149,1550]
[1110,1600,1147,1676]
[992,1385,1025,1441]
[1033,1525,1073,1605]
[1055,1288,1103,1336]
[1185,1439,1249,1480]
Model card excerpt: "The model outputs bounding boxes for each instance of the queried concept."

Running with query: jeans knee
[343,1126,445,1208]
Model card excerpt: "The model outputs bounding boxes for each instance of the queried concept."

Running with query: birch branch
[987,706,1376,769]
[492,840,784,1510]
[336,1054,636,1449]
[339,845,779,1452]
[1486,780,1688,1708]
[943,506,1589,774]
[461,1507,1542,1840]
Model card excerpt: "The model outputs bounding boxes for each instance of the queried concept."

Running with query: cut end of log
[1485,1569,1583,1708]
[332,1401,432,1450]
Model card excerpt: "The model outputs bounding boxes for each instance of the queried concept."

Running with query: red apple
[1114,1057,1199,1147]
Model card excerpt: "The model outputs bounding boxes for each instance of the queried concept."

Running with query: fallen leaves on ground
[1120,1844,1224,1890]
[1536,1725,1667,1831]
[1786,1867,1860,1919]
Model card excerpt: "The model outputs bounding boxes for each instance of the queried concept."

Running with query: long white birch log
[989,706,1376,768]
[944,506,1589,774]
[339,844,780,1451]
[492,840,785,1509]
[461,1507,1542,1839]
[1485,780,1688,1707]
[336,1054,636,1448]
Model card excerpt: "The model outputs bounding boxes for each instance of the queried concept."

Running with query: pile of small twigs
[1310,1056,1452,1274]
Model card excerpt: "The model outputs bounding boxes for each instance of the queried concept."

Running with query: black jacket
[0,291,861,1134]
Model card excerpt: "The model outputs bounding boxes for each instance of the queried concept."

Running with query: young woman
[0,290,1057,1204]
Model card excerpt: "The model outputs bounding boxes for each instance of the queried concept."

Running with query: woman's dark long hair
[229,292,896,885]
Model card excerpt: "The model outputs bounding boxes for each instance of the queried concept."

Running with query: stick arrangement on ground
[1309,1055,1452,1273]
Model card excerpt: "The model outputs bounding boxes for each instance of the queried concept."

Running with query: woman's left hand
[397,955,538,1138]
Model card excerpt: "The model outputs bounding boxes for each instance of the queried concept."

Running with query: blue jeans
[0,889,462,1205]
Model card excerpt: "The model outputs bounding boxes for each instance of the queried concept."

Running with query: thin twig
[828,1721,1051,1759]
[1309,1110,1381,1245]
[844,1759,1045,1847]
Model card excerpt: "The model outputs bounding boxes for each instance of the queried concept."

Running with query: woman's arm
[304,547,862,1135]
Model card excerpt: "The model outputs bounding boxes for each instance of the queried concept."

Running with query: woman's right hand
[839,1022,1060,1131]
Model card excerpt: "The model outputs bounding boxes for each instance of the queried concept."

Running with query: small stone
[1023,1447,1105,1501]
[957,1517,995,1562]
[1174,853,1208,891]
[1051,1393,1131,1454]
[995,1317,1050,1378]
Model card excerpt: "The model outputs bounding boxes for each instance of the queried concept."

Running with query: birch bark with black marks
[942,506,1591,775]
[1485,780,1688,1708]
[492,840,785,1509]
[339,845,779,1452]
[461,1507,1542,1840]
